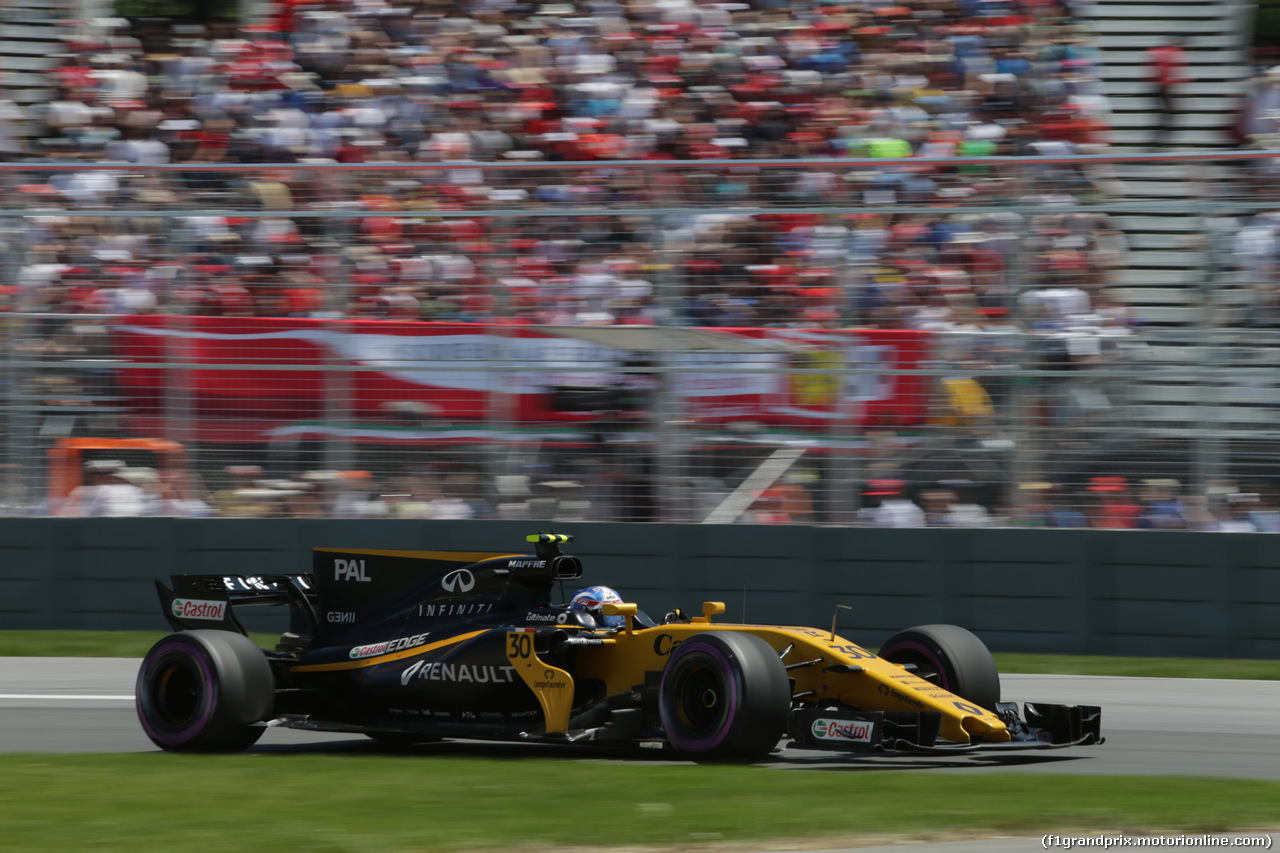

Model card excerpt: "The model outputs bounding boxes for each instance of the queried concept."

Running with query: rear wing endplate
[157,574,318,636]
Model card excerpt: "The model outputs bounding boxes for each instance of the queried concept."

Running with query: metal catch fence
[1,153,1277,528]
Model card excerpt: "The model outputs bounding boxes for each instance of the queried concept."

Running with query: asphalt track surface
[1,658,1277,781]
[2,660,1276,852]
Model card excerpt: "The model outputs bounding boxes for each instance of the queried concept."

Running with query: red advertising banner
[111,317,933,444]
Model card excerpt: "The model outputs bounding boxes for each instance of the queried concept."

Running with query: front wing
[788,702,1103,754]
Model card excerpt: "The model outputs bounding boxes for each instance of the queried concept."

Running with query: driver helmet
[570,586,624,628]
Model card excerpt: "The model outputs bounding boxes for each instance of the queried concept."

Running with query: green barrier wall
[1,519,1276,659]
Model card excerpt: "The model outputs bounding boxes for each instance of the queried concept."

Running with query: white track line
[0,694,133,701]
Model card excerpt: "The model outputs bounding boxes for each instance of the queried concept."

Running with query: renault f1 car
[137,533,1102,761]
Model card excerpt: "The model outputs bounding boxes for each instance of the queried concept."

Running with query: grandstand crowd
[7,0,1130,333]
[2,0,1210,526]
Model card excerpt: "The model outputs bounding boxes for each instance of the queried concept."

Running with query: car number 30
[508,632,534,659]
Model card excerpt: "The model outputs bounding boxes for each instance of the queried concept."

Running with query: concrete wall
[1,519,1277,659]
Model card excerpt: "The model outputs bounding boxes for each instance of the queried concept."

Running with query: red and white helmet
[570,586,624,628]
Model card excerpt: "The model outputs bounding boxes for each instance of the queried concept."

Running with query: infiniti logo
[441,569,476,593]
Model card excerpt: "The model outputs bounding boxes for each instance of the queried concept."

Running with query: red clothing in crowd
[1147,44,1190,88]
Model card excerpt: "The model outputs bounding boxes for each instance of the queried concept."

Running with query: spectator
[1215,491,1260,533]
[1014,482,1089,528]
[920,488,957,527]
[746,477,814,526]
[0,95,27,160]
[1086,476,1142,529]
[1231,213,1280,327]
[1136,479,1190,530]
[1145,37,1190,150]
[158,474,214,517]
[60,459,147,517]
[331,470,388,518]
[1233,66,1280,147]
[1047,484,1091,529]
[939,479,994,526]
[208,464,272,517]
[1248,486,1280,532]
[859,479,925,527]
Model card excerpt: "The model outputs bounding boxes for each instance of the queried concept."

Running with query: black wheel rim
[673,659,727,735]
[150,656,204,730]
[886,645,949,691]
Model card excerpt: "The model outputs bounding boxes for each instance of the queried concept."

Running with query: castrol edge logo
[349,642,388,659]
[811,718,873,743]
[171,598,227,621]
[350,634,429,660]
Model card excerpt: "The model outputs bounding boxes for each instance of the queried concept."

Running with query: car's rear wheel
[658,632,789,763]
[136,630,273,752]
[879,624,1000,711]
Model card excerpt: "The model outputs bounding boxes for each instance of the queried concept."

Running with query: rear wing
[156,574,318,637]
[156,533,580,638]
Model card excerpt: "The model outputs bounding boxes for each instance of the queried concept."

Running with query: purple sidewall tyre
[135,630,273,753]
[135,639,217,746]
[658,632,789,763]
[884,639,952,692]
[879,624,1000,711]
[659,643,741,754]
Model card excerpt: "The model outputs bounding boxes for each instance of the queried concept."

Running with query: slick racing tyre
[658,632,790,763]
[136,630,274,753]
[879,624,1000,711]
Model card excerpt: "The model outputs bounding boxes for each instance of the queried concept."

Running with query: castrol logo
[810,718,873,743]
[171,598,227,621]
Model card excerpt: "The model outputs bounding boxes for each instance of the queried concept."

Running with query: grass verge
[0,630,279,658]
[1,630,1277,680]
[0,754,1276,853]
[989,653,1280,681]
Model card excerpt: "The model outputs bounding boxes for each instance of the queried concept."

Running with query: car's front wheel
[658,632,790,763]
[136,630,274,752]
[879,624,1000,711]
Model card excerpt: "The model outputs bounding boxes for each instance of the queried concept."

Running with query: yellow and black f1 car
[137,533,1102,761]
